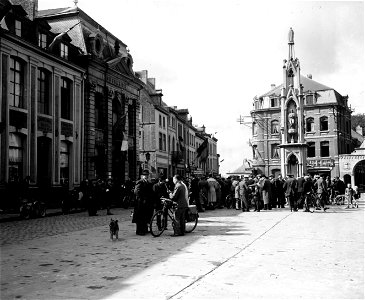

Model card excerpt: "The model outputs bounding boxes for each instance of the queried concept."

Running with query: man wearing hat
[133,169,153,235]
[283,174,298,212]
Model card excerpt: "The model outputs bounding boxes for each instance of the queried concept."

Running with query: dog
[109,219,119,240]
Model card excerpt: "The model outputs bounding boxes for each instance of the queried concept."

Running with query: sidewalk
[0,208,64,223]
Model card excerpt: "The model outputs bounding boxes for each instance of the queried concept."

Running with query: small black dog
[109,219,119,240]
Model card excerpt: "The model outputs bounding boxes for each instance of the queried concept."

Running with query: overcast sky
[39,0,364,176]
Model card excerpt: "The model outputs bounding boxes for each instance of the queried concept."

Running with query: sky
[38,0,365,176]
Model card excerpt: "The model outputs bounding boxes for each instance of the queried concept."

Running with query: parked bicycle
[19,197,46,219]
[150,197,199,237]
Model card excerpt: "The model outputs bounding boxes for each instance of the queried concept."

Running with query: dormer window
[15,20,21,37]
[60,43,68,59]
[270,97,279,107]
[306,94,314,105]
[38,33,47,49]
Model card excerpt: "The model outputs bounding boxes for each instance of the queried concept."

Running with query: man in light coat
[169,174,189,236]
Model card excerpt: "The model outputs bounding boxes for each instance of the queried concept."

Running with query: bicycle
[150,197,199,237]
[334,194,345,205]
[304,192,320,213]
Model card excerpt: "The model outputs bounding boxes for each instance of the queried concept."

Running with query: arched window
[271,120,279,134]
[320,116,328,131]
[37,68,51,115]
[306,117,314,132]
[9,57,25,108]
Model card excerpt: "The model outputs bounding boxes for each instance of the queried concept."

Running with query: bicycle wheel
[185,211,198,233]
[308,197,316,213]
[150,210,166,237]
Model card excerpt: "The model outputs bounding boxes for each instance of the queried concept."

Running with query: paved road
[0,204,363,299]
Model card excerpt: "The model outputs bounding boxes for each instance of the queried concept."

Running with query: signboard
[307,158,335,168]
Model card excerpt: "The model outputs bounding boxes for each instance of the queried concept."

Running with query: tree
[351,113,365,136]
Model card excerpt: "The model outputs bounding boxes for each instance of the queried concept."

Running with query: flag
[196,139,208,162]
[48,21,80,51]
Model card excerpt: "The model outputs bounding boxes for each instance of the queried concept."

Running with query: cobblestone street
[1,203,364,299]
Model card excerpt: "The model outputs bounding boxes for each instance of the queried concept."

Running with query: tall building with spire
[250,28,353,179]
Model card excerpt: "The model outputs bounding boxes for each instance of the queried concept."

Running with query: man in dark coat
[296,175,305,209]
[133,169,153,235]
[283,174,298,211]
[273,174,285,208]
[190,174,204,212]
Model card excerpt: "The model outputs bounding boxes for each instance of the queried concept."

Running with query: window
[9,58,25,108]
[60,141,70,184]
[271,98,278,107]
[306,94,314,105]
[320,116,328,131]
[288,69,294,86]
[320,141,330,157]
[95,86,104,129]
[271,144,280,159]
[163,134,166,151]
[307,142,315,157]
[253,122,258,135]
[15,20,21,37]
[163,117,166,129]
[38,33,47,49]
[128,104,136,136]
[159,115,162,128]
[271,120,279,134]
[159,132,163,150]
[60,43,68,59]
[253,145,258,159]
[8,133,24,181]
[61,78,72,120]
[306,117,314,132]
[37,69,51,115]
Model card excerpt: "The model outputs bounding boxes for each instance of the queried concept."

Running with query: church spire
[288,27,295,60]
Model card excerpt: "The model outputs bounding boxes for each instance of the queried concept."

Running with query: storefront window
[9,133,24,181]
[60,141,70,184]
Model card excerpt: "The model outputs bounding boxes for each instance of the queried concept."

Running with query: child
[353,186,360,208]
[345,183,356,208]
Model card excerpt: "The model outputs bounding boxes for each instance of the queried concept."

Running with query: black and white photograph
[0,0,364,299]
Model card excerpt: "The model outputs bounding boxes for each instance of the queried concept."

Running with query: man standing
[169,174,189,236]
[296,175,305,209]
[283,174,298,211]
[314,174,328,211]
[239,176,250,211]
[133,170,153,236]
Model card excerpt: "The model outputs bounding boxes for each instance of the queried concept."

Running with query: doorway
[287,154,298,178]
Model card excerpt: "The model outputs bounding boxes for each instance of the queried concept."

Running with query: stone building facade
[38,5,142,184]
[0,0,84,207]
[250,28,353,179]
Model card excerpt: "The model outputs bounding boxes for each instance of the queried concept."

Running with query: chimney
[307,74,312,79]
[271,84,276,90]
[147,78,155,88]
[135,70,148,84]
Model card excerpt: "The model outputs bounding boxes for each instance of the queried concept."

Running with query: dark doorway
[37,137,52,186]
[287,154,298,178]
[354,160,365,192]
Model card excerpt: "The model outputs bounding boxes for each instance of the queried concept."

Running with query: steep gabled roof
[260,75,334,98]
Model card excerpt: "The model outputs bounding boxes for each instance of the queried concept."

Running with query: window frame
[38,33,47,49]
[60,43,69,59]
[15,20,21,37]
[9,57,25,108]
[271,120,280,135]
[37,68,51,115]
[306,117,314,132]
[320,116,329,131]
[320,141,330,157]
[307,142,315,158]
[61,78,72,120]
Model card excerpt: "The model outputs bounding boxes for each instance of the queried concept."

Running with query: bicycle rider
[169,174,189,237]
